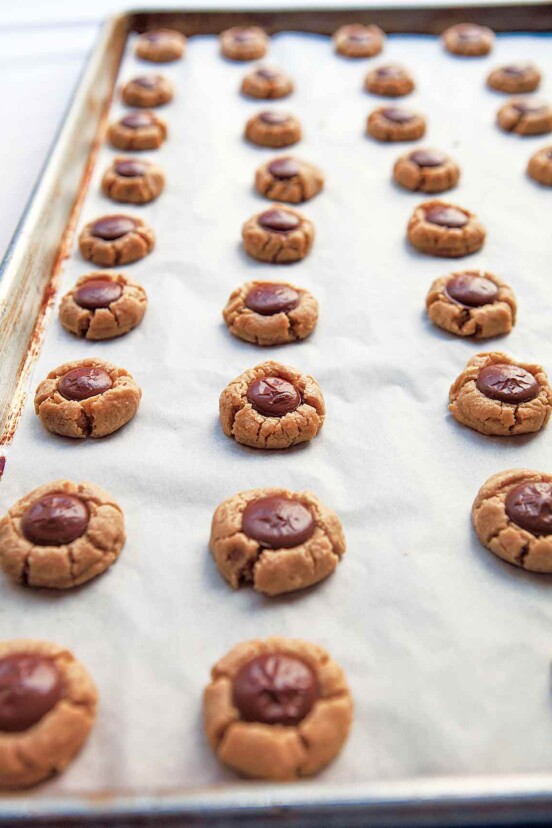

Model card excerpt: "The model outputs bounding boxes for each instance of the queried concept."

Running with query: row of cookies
[210,27,357,780]
[0,30,183,790]
[0,28,353,790]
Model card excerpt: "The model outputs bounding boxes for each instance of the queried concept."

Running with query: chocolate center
[0,654,64,733]
[476,363,540,403]
[267,157,300,179]
[242,495,315,548]
[233,28,257,43]
[513,99,546,115]
[382,107,416,124]
[121,112,155,129]
[456,25,484,41]
[21,493,89,546]
[232,653,318,726]
[247,376,301,416]
[347,27,371,43]
[425,205,468,228]
[410,149,447,168]
[505,481,552,535]
[375,64,404,78]
[91,215,136,241]
[57,366,113,401]
[501,64,529,77]
[259,110,290,126]
[133,75,160,89]
[445,273,499,307]
[258,208,300,233]
[245,283,300,315]
[256,67,280,80]
[115,159,147,178]
[74,278,123,310]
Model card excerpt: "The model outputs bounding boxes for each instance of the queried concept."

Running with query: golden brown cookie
[101,157,165,205]
[241,66,293,99]
[426,271,516,339]
[59,272,147,341]
[364,64,414,97]
[0,480,125,589]
[223,280,318,346]
[0,639,97,788]
[333,23,385,58]
[255,156,324,203]
[242,205,314,264]
[108,111,167,151]
[497,98,552,135]
[203,637,353,780]
[219,361,325,450]
[245,110,301,148]
[34,358,142,439]
[210,488,345,595]
[487,63,541,94]
[527,145,552,185]
[407,200,486,258]
[367,106,426,142]
[393,148,460,193]
[473,469,552,573]
[220,26,268,61]
[442,23,494,57]
[449,352,552,436]
[78,215,155,267]
[135,29,186,63]
[121,74,174,107]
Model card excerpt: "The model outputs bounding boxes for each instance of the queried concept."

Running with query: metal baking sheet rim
[5,774,552,825]
[1,5,552,826]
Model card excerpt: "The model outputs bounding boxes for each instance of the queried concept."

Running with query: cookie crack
[516,542,530,567]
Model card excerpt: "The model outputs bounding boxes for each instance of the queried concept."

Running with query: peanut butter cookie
[101,157,165,205]
[0,480,125,588]
[473,469,552,573]
[121,74,174,107]
[245,110,301,148]
[426,271,516,339]
[255,157,324,203]
[0,640,97,787]
[59,272,147,340]
[135,29,186,63]
[367,106,426,142]
[364,64,414,97]
[35,358,141,439]
[223,280,318,346]
[442,23,494,57]
[407,200,485,257]
[220,26,268,61]
[449,352,552,436]
[242,205,314,264]
[203,637,353,780]
[210,488,345,595]
[487,63,541,94]
[219,361,325,450]
[393,148,460,193]
[527,146,552,185]
[241,66,293,99]
[497,99,552,135]
[333,23,385,58]
[108,111,167,151]
[79,215,154,267]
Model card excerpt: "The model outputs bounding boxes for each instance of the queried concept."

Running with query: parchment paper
[2,28,552,797]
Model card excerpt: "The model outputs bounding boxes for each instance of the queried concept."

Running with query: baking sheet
[2,25,552,800]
